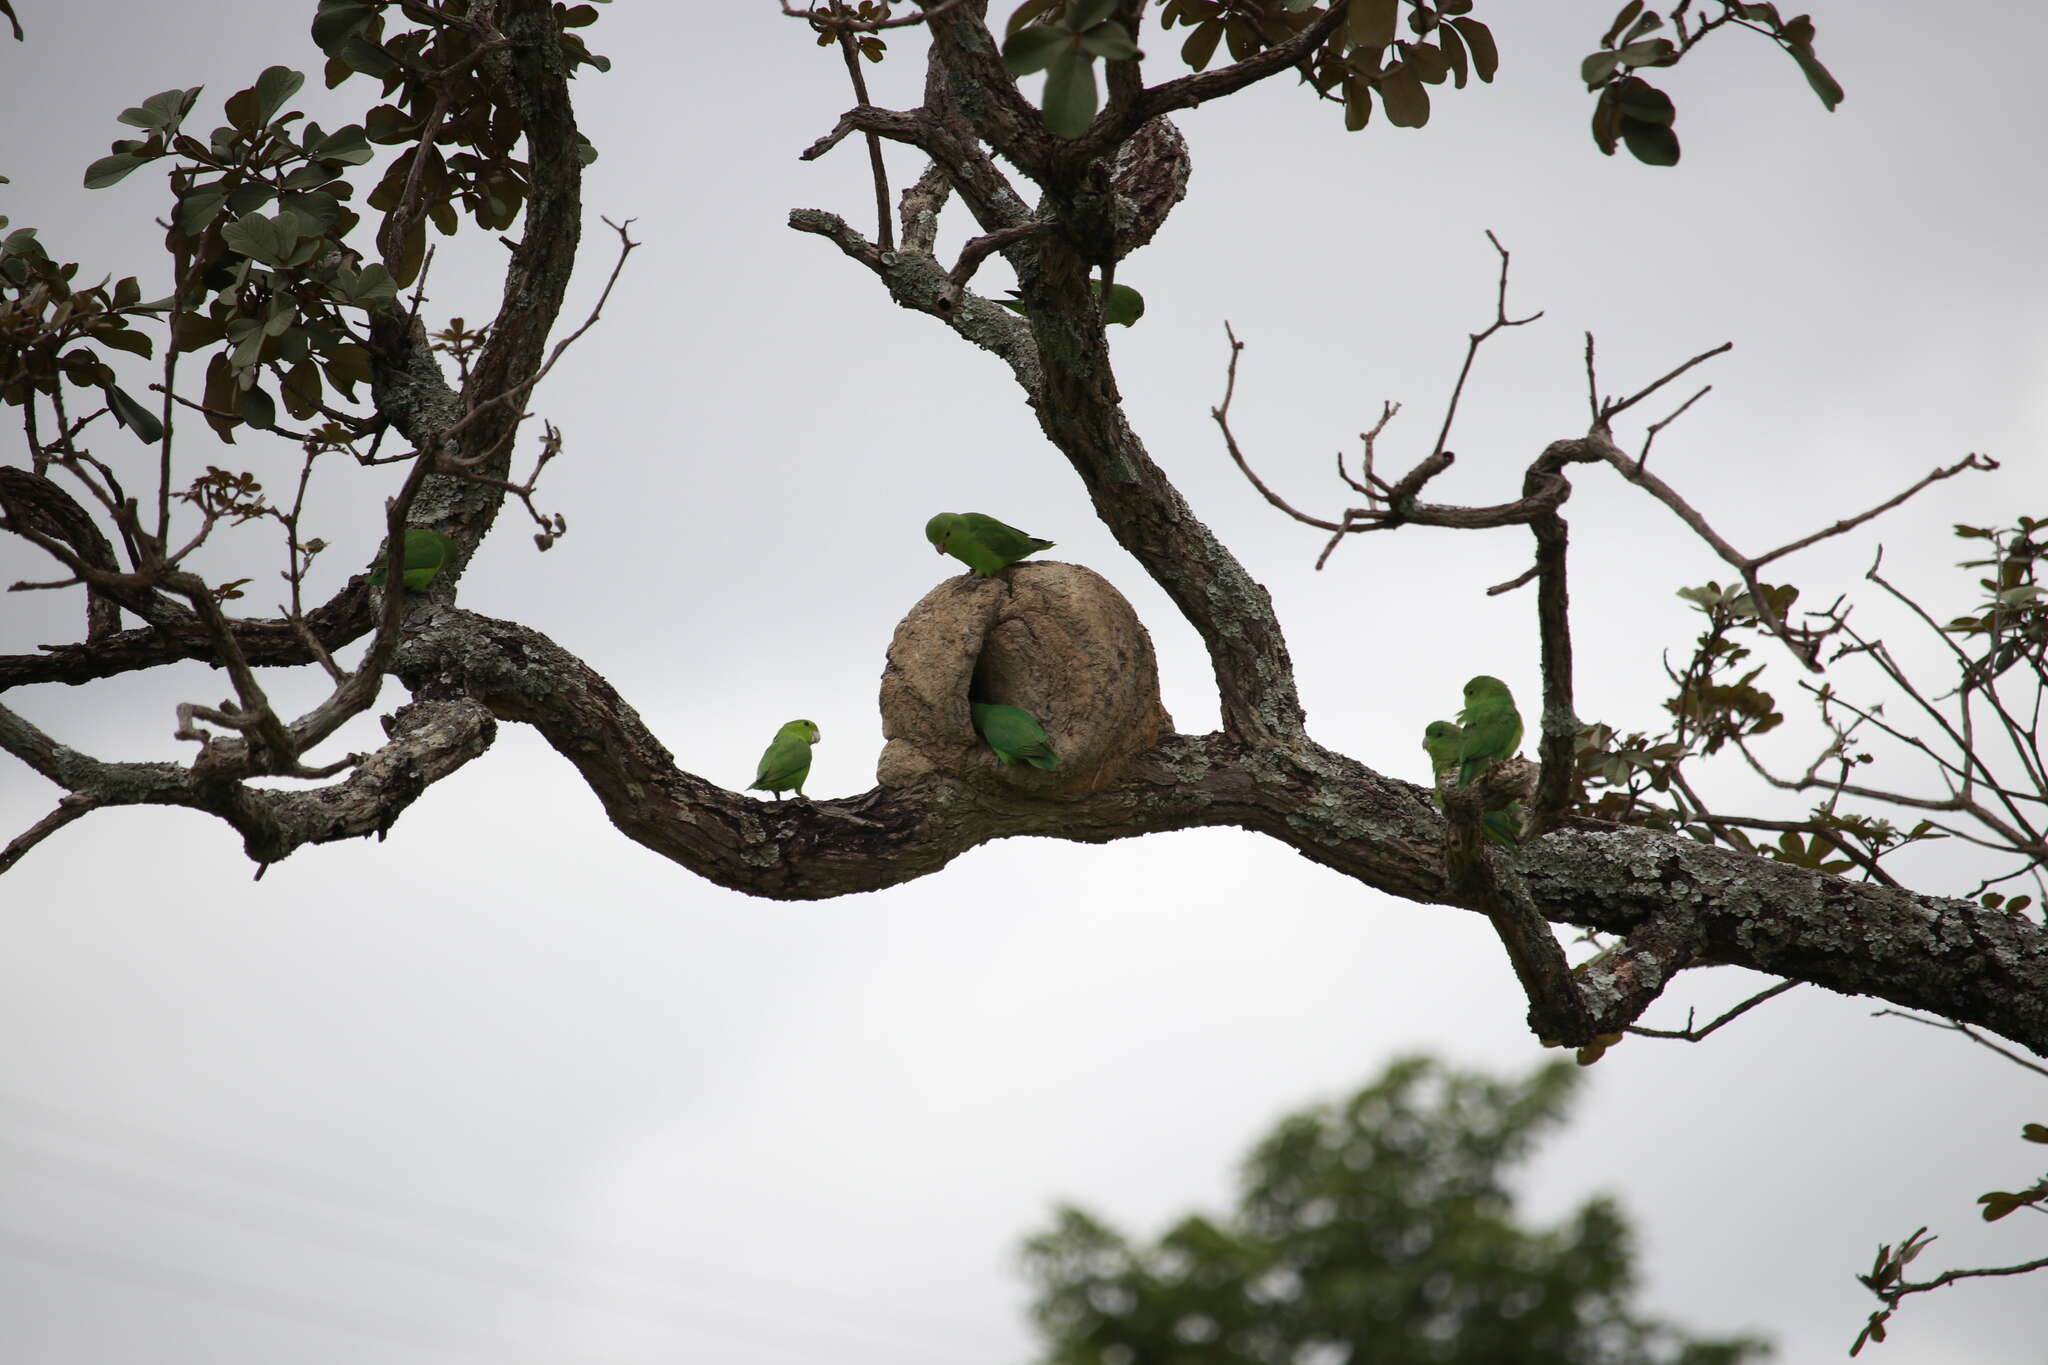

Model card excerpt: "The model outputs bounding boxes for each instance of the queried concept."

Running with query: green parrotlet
[750,719,820,800]
[1423,717,1519,849]
[972,702,1060,771]
[1454,675,1524,788]
[925,512,1054,579]
[367,528,455,591]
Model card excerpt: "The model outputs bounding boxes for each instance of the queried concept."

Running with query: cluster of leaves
[69,3,609,447]
[1583,2,1842,166]
[1022,1056,1768,1365]
[804,0,892,62]
[1853,1121,2048,1355]
[1003,0,1144,138]
[1975,1120,2048,1222]
[1001,0,1496,139]
[1850,1227,1938,1357]
[1667,580,1792,754]
[0,226,168,443]
[84,68,386,442]
[312,0,606,285]
[1570,580,1945,879]
[1163,0,1497,132]
[1947,515,2048,686]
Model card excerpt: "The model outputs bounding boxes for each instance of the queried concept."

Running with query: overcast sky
[3,3,2045,1362]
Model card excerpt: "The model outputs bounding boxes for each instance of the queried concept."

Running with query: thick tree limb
[370,603,2048,1055]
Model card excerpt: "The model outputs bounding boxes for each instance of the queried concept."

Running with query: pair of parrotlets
[748,512,1062,800]
[1421,675,1526,848]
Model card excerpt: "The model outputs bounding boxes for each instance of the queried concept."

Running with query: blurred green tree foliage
[1023,1056,1767,1365]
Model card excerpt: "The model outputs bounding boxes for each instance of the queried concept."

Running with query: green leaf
[334,263,399,307]
[311,122,373,165]
[1180,19,1223,71]
[253,66,306,126]
[1789,43,1844,111]
[236,381,277,431]
[117,87,202,133]
[1614,36,1675,66]
[221,211,310,267]
[1401,41,1449,85]
[1437,22,1469,87]
[173,185,229,238]
[1621,115,1679,165]
[1448,17,1497,81]
[1615,78,1674,125]
[1069,0,1118,30]
[2021,1123,2048,1144]
[1079,20,1138,61]
[1601,0,1646,49]
[101,383,164,443]
[1003,25,1070,77]
[322,342,371,399]
[1581,50,1621,87]
[1977,1191,2021,1221]
[1342,76,1372,131]
[83,152,145,189]
[311,0,377,51]
[1348,0,1398,49]
[1376,64,1430,128]
[171,312,228,353]
[1041,49,1099,138]
[280,357,322,420]
[95,325,153,359]
[227,182,277,216]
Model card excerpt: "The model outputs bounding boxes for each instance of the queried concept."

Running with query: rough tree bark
[3,1,2043,1060]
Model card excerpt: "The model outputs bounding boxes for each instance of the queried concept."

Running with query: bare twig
[945,220,1053,304]
[1431,231,1543,460]
[1485,565,1540,596]
[437,218,640,468]
[782,0,969,33]
[1886,1255,2048,1297]
[1754,453,1998,569]
[1630,979,1800,1040]
[1637,383,1710,471]
[0,796,100,874]
[1598,340,1732,424]
[828,2,895,252]
[1872,1009,2048,1079]
[1336,402,1400,495]
[1213,324,1347,534]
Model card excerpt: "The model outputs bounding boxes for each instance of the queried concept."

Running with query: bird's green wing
[751,720,819,793]
[1455,676,1523,786]
[973,702,1060,770]
[1481,805,1523,850]
[958,513,1053,564]
[368,528,455,590]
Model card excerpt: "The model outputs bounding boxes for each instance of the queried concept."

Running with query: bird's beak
[931,542,945,554]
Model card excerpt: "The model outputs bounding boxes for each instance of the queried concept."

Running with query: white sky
[2,3,2045,1362]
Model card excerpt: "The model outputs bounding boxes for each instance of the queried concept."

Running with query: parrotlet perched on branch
[750,719,820,800]
[1423,718,1520,849]
[366,528,455,591]
[972,702,1061,770]
[1454,675,1524,787]
[925,512,1054,579]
